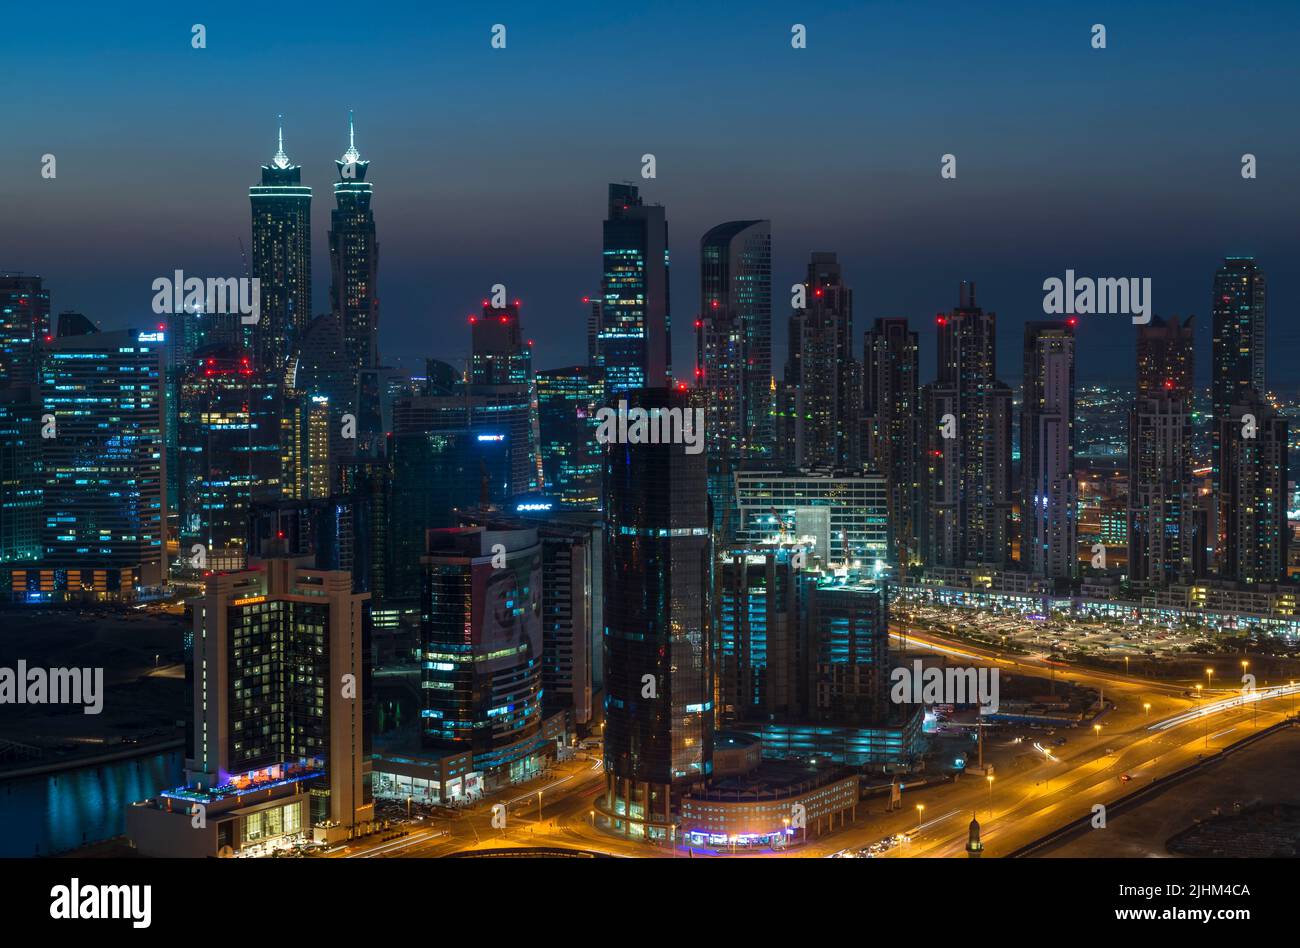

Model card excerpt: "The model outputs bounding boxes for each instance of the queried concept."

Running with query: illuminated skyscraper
[1020,321,1076,580]
[387,428,511,604]
[38,328,167,595]
[864,318,920,569]
[786,252,859,471]
[1211,257,1268,575]
[250,119,311,375]
[1129,315,1201,587]
[700,220,772,456]
[126,557,374,856]
[536,365,602,508]
[0,273,50,386]
[329,112,380,400]
[178,346,284,572]
[0,386,43,564]
[600,184,670,393]
[600,386,712,840]
[716,547,802,725]
[1211,257,1265,416]
[1217,393,1288,583]
[421,526,550,784]
[920,282,1013,568]
[1136,314,1195,401]
[1128,398,1201,587]
[470,300,542,493]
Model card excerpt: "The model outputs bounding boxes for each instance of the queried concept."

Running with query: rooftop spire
[272,114,291,169]
[341,109,361,165]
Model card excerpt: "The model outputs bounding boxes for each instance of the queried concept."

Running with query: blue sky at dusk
[3,0,1299,385]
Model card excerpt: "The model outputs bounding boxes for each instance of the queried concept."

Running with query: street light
[1143,702,1151,718]
[915,804,925,834]
[1195,684,1206,748]
[1093,723,1102,743]
[1206,667,1213,689]
[986,774,994,818]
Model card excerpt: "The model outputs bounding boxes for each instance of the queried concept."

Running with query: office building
[600,184,671,393]
[600,386,712,840]
[249,120,311,374]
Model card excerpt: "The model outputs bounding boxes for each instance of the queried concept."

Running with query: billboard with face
[474,550,542,675]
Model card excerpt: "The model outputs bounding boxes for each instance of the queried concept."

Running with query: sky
[3,0,1299,388]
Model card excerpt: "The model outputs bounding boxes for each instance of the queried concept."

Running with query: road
[327,625,1300,858]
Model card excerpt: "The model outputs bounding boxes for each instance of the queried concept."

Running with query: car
[1052,737,1067,746]
[1119,773,1132,782]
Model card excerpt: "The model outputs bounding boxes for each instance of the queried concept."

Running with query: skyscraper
[421,526,549,784]
[786,252,859,471]
[1128,316,1201,587]
[250,119,311,375]
[1136,314,1195,401]
[470,300,542,493]
[921,282,1013,568]
[386,428,511,604]
[1216,393,1288,583]
[178,345,284,572]
[716,547,802,725]
[1020,321,1076,580]
[1128,398,1201,587]
[329,112,380,401]
[864,318,920,569]
[700,220,772,456]
[600,183,670,393]
[1210,257,1276,581]
[39,328,168,595]
[1212,257,1266,416]
[536,365,603,508]
[0,386,43,564]
[600,386,712,840]
[0,273,50,386]
[694,307,744,461]
[125,557,374,856]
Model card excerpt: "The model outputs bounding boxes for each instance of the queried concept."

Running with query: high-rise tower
[786,252,859,471]
[864,318,920,569]
[600,184,670,394]
[920,282,1013,568]
[329,112,380,404]
[250,118,311,376]
[1129,315,1201,587]
[699,220,772,456]
[1136,314,1195,401]
[600,386,712,840]
[1020,321,1076,580]
[0,274,50,386]
[1212,257,1265,416]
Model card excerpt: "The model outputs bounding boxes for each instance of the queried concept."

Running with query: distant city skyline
[4,0,1300,384]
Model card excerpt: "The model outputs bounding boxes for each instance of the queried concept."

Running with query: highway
[327,624,1299,859]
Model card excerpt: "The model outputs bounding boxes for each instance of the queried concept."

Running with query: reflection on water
[0,749,183,857]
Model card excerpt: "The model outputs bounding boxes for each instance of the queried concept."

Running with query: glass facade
[603,386,712,830]
[734,470,888,566]
[536,366,602,508]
